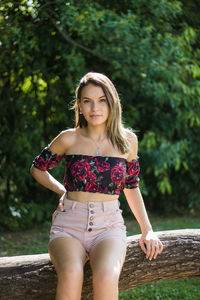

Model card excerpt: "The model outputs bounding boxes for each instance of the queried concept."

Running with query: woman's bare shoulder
[60,128,78,140]
[49,128,78,154]
[124,129,138,161]
[124,128,138,143]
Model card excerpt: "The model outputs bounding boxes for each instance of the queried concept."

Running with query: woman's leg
[48,237,87,300]
[89,238,127,300]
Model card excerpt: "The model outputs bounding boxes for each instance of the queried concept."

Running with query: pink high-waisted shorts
[49,195,127,257]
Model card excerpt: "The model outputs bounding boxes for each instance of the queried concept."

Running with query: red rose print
[97,185,104,193]
[64,178,77,190]
[127,160,140,176]
[96,160,110,172]
[64,178,68,187]
[33,148,64,171]
[48,160,59,169]
[71,161,91,181]
[111,164,126,185]
[87,172,97,182]
[125,176,139,188]
[34,157,47,171]
[85,182,99,192]
[65,159,71,169]
[115,186,122,194]
[104,187,108,193]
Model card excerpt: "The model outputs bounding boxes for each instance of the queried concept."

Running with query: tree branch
[0,229,200,300]
[49,17,111,63]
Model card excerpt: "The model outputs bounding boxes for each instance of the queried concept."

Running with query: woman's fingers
[58,201,64,211]
[51,194,66,223]
[146,241,162,260]
[153,241,160,259]
[58,193,65,211]
[51,210,58,223]
[145,241,154,260]
[139,239,147,254]
[140,232,164,260]
[51,195,66,224]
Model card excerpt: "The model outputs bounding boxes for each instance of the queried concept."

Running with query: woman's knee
[92,266,120,287]
[57,262,84,283]
[55,264,84,300]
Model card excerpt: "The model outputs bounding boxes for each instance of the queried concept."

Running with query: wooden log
[0,229,199,300]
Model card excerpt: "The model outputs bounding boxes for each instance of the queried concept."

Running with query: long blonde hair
[71,72,132,154]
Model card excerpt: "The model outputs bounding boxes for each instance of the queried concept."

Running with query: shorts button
[88,228,92,232]
[90,216,94,220]
[90,210,94,214]
[89,222,93,226]
[89,203,94,208]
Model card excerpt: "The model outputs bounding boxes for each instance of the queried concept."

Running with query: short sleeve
[32,146,64,171]
[124,159,140,189]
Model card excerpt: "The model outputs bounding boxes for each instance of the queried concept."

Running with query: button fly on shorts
[87,202,96,232]
[49,197,127,253]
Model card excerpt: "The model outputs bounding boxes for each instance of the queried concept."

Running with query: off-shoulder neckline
[64,153,138,163]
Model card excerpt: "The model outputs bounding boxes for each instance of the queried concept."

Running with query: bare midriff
[67,191,119,202]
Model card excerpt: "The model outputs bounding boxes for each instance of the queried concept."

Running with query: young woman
[30,72,163,300]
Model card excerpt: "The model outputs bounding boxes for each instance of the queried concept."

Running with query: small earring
[80,110,83,115]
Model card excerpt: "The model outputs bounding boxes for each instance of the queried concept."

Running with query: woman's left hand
[139,230,163,260]
[51,192,66,223]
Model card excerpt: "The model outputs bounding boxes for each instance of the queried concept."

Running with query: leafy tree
[0,0,199,229]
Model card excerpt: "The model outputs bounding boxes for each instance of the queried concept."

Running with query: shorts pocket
[59,207,72,214]
[52,208,72,225]
[113,208,124,223]
[103,208,124,226]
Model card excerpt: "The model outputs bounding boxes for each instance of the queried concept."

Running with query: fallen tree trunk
[0,229,199,300]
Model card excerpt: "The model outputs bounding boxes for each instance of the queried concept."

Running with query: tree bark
[0,229,199,300]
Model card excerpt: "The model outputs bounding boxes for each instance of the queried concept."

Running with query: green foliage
[119,279,200,299]
[0,0,200,229]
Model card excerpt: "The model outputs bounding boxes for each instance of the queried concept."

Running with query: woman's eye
[100,98,106,102]
[83,99,89,103]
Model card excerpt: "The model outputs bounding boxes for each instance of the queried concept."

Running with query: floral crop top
[32,147,140,195]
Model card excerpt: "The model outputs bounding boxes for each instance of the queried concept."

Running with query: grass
[0,221,50,256]
[119,279,200,299]
[121,214,200,300]
[0,215,199,299]
[125,214,200,236]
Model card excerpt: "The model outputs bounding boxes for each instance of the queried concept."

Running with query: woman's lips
[90,115,101,118]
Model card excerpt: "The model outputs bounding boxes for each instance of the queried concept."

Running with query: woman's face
[79,83,110,127]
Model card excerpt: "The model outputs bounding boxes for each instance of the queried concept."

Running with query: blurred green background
[0,0,200,230]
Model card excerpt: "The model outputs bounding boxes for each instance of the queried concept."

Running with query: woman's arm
[30,131,69,196]
[124,187,163,260]
[123,187,152,234]
[30,167,66,196]
[124,132,163,260]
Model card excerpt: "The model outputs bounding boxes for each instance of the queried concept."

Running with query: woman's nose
[91,101,98,110]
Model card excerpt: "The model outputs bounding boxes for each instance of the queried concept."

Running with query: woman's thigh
[89,238,127,277]
[48,237,88,273]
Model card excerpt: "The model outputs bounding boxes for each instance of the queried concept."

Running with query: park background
[0,0,200,299]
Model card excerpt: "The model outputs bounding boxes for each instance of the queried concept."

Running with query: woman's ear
[77,99,82,114]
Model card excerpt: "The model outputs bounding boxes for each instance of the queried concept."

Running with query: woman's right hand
[51,192,66,223]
